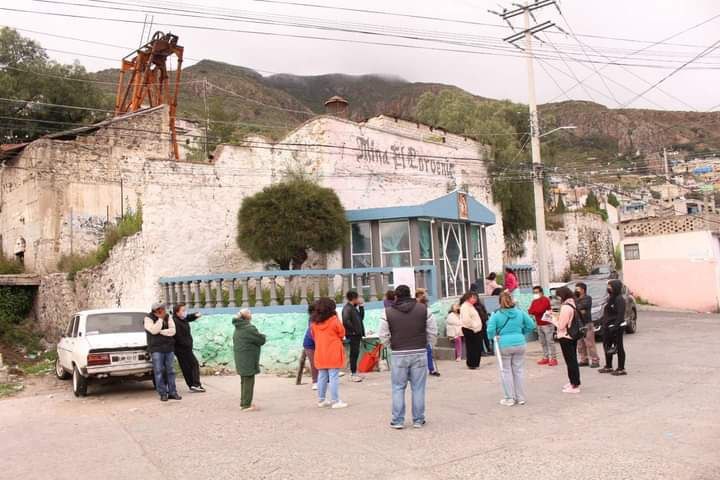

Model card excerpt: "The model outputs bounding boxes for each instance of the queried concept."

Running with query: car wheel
[626,309,638,334]
[72,365,88,397]
[55,358,71,380]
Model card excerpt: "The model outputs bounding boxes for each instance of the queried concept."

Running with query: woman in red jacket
[504,267,519,293]
[310,297,348,409]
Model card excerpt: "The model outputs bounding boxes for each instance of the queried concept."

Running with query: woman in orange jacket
[310,297,348,409]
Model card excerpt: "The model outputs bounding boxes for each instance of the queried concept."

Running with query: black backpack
[567,304,587,341]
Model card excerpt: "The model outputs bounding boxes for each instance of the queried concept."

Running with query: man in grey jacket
[378,285,437,430]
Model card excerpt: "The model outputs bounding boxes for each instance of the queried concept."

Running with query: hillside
[91,59,720,162]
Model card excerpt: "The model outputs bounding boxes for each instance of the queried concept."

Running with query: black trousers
[348,336,361,374]
[462,328,483,368]
[604,328,626,370]
[175,346,202,388]
[559,339,581,387]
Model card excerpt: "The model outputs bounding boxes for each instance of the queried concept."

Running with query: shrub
[0,285,37,350]
[0,257,24,274]
[58,202,142,279]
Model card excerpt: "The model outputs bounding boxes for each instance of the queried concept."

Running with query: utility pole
[490,0,559,289]
[203,77,209,159]
[663,147,670,180]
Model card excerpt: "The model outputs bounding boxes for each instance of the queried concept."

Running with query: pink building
[621,230,720,312]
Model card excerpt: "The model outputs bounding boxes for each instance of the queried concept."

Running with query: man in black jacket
[599,280,628,376]
[173,303,205,393]
[574,283,599,368]
[342,291,365,382]
[144,303,181,402]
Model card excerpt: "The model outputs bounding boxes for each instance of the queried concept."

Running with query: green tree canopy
[607,192,620,208]
[0,27,108,143]
[585,190,600,210]
[237,177,348,270]
[416,90,534,255]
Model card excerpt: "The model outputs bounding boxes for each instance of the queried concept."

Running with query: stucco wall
[622,231,720,312]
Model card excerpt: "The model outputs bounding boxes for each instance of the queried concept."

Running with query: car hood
[85,332,147,350]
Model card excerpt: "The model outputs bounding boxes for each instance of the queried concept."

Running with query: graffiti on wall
[355,136,457,178]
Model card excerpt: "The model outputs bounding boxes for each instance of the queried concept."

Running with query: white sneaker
[331,400,348,409]
[499,398,516,406]
[350,374,363,383]
[517,400,526,406]
[562,386,581,394]
[338,371,346,377]
[317,399,332,408]
[312,383,318,390]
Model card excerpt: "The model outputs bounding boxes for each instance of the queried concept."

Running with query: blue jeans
[317,368,340,402]
[426,344,435,372]
[151,351,177,396]
[390,352,427,425]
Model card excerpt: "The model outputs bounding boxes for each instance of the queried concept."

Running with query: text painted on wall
[356,136,457,178]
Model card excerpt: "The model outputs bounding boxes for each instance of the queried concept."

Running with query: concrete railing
[159,265,437,314]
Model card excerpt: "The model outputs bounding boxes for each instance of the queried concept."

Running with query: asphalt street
[1,309,718,480]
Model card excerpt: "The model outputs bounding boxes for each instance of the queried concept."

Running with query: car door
[57,315,78,370]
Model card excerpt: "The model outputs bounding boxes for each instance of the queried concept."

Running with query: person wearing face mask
[173,303,205,393]
[528,286,557,366]
[599,280,627,376]
[575,283,599,368]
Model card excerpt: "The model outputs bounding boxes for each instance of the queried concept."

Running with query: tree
[416,90,534,255]
[0,27,108,143]
[585,190,600,210]
[607,192,620,208]
[236,177,348,270]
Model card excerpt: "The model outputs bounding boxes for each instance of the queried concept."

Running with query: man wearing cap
[145,302,181,402]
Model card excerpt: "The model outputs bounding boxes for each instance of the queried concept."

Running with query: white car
[55,309,154,397]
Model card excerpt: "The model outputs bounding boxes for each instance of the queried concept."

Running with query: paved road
[1,310,719,480]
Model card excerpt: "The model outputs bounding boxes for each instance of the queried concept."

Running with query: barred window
[624,243,640,261]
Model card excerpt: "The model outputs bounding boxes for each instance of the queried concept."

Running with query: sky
[3,0,720,111]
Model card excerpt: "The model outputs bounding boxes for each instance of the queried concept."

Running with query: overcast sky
[3,0,720,111]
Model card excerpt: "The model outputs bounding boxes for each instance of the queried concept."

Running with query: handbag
[358,342,383,373]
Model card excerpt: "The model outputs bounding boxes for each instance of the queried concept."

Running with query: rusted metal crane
[114,31,184,160]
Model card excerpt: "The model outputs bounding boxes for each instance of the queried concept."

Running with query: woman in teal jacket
[233,309,266,412]
[486,292,536,406]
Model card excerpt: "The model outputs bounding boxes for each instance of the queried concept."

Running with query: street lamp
[539,125,576,138]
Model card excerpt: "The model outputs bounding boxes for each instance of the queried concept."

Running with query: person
[459,292,484,369]
[575,282,600,368]
[599,280,627,376]
[144,302,180,402]
[311,297,348,409]
[303,302,319,390]
[528,286,557,367]
[470,282,493,356]
[487,292,536,406]
[232,309,266,412]
[383,290,396,308]
[342,291,365,382]
[485,272,500,295]
[504,267,519,293]
[554,287,581,394]
[172,303,205,393]
[378,284,438,429]
[416,288,440,377]
[445,303,463,362]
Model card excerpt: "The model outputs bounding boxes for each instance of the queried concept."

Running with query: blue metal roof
[346,191,496,224]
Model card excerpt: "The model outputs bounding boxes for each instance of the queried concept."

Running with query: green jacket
[232,318,266,376]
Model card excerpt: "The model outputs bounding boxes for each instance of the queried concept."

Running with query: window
[350,222,372,268]
[624,243,640,260]
[85,313,146,335]
[470,225,485,282]
[418,220,434,265]
[380,221,411,267]
[65,316,76,337]
[71,316,80,337]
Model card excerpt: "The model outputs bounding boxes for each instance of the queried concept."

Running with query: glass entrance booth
[343,191,496,298]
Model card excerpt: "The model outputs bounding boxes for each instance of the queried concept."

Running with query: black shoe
[578,361,590,367]
[430,371,441,377]
[598,367,614,374]
[189,385,206,393]
[160,394,169,402]
[611,369,627,376]
[168,393,182,400]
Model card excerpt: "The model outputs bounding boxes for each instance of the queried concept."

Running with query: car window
[71,316,80,337]
[65,316,75,337]
[85,313,147,335]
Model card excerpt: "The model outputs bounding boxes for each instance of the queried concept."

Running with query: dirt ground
[1,310,719,480]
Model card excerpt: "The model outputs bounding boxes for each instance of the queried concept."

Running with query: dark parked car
[564,279,637,334]
[588,265,619,280]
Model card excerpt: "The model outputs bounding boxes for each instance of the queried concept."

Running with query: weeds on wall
[58,202,143,280]
[0,284,39,351]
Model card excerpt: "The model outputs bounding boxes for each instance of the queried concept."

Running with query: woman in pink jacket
[553,286,581,394]
[504,267,519,293]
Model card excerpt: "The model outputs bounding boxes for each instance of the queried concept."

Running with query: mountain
[91,59,720,165]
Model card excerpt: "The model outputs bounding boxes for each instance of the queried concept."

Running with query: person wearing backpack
[486,292,536,406]
[553,286,581,394]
